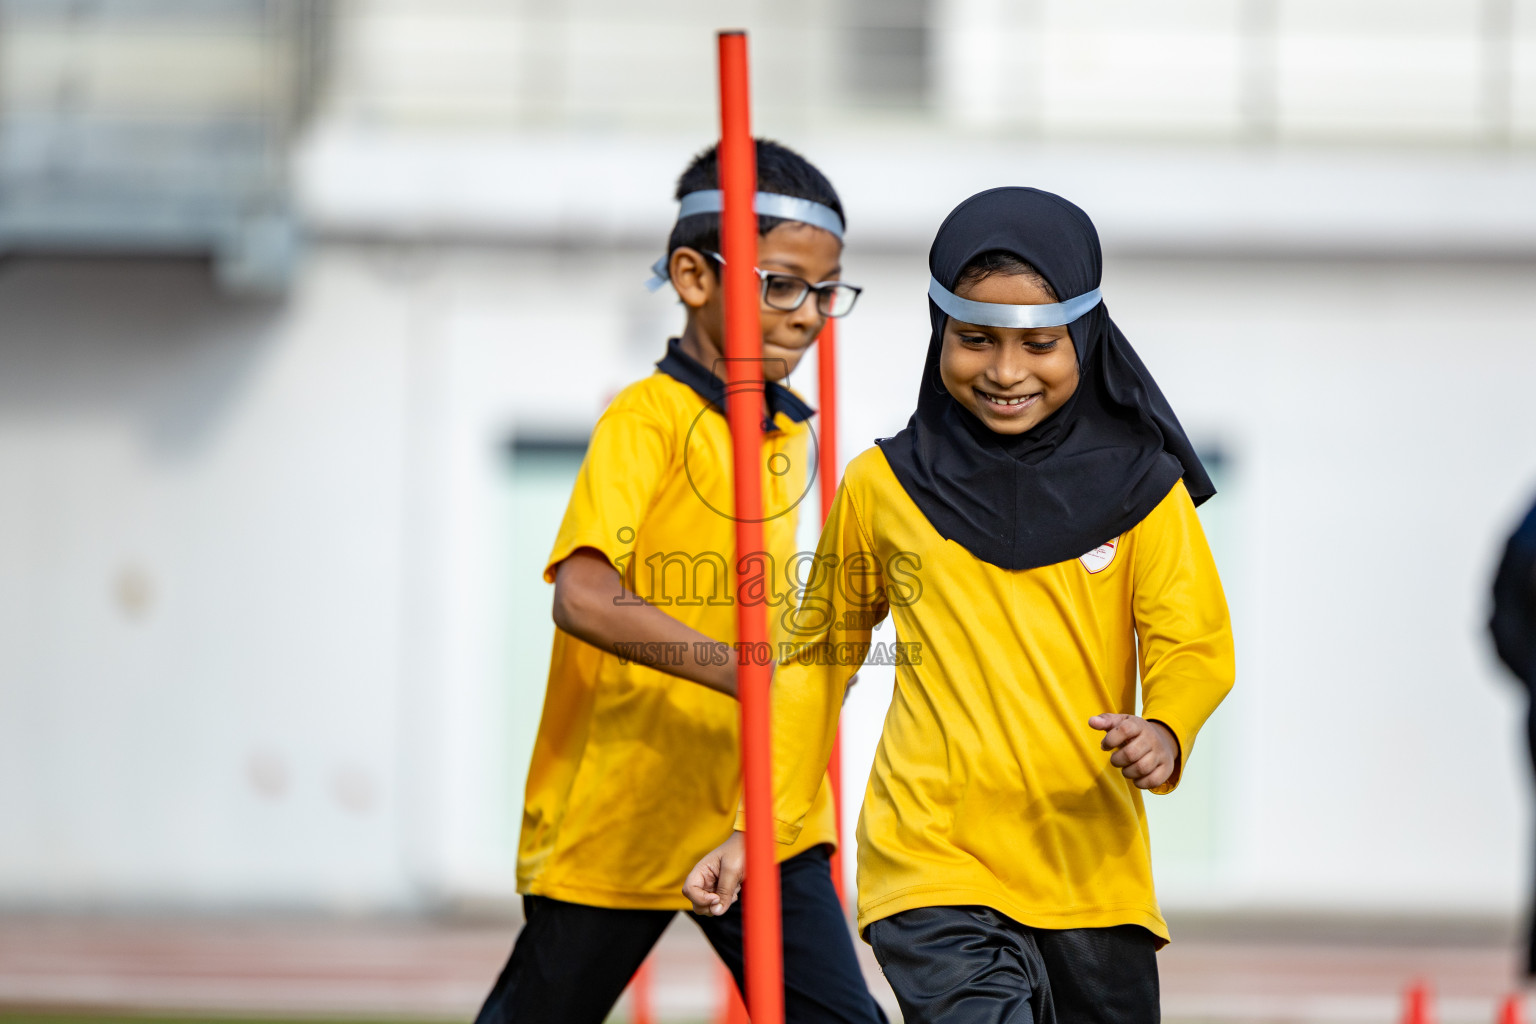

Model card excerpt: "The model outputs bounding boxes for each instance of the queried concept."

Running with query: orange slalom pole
[816,317,846,904]
[718,29,784,1024]
[817,321,839,518]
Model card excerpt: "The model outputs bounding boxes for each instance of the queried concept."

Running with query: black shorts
[475,845,886,1024]
[866,905,1159,1024]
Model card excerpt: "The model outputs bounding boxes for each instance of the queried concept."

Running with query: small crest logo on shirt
[1079,537,1120,574]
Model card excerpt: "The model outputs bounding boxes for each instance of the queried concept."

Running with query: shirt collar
[656,338,815,432]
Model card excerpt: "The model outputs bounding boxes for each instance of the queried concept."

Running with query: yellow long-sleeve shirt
[754,446,1234,941]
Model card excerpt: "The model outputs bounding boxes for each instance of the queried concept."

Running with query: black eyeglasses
[706,251,862,318]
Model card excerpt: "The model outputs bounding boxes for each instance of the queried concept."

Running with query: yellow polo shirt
[517,365,838,910]
[756,447,1234,941]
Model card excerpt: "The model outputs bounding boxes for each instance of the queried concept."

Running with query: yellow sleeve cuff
[733,808,803,845]
[1144,712,1192,796]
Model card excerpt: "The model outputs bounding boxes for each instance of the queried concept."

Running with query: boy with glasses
[472,139,882,1024]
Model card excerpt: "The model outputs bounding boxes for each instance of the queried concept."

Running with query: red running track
[0,913,1522,1022]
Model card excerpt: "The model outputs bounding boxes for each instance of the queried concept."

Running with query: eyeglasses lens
[818,285,860,318]
[762,275,809,312]
[759,273,861,318]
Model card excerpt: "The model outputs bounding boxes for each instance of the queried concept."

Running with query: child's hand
[1089,714,1180,790]
[683,832,745,916]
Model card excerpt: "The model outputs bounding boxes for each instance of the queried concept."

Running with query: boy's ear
[669,247,717,310]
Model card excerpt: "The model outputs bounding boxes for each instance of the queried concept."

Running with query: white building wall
[0,255,415,908]
[324,0,1536,144]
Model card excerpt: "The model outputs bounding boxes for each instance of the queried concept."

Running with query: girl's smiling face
[939,271,1080,435]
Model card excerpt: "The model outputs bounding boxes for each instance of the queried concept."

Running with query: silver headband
[928,276,1102,329]
[646,190,845,290]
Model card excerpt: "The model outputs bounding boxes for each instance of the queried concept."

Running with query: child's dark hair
[955,250,1059,301]
[668,138,844,265]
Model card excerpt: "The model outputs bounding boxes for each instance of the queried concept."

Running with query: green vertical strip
[495,442,587,860]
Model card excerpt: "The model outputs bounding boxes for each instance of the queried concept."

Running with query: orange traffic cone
[715,960,750,1024]
[1402,980,1435,1024]
[629,959,654,1024]
[1498,993,1528,1024]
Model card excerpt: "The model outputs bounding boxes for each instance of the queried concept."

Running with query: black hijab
[877,187,1213,572]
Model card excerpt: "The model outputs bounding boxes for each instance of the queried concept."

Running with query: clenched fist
[1089,714,1180,791]
[683,832,745,916]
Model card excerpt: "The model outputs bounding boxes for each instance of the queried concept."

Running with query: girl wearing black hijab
[684,188,1236,1024]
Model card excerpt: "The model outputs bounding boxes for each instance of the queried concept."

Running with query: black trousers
[866,906,1159,1024]
[474,845,886,1024]
[1527,700,1536,976]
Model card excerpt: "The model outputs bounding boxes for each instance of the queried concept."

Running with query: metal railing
[0,0,332,291]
